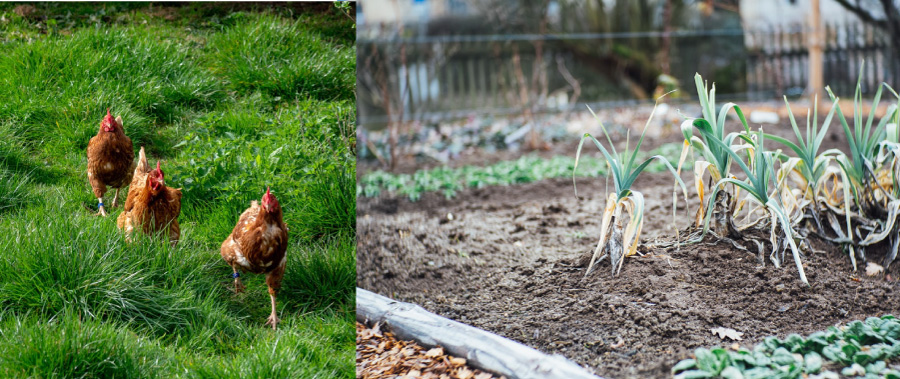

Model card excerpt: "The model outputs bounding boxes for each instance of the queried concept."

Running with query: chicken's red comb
[102,108,117,130]
[156,161,163,177]
[263,187,275,204]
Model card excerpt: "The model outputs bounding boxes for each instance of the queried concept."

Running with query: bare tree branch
[832,0,888,28]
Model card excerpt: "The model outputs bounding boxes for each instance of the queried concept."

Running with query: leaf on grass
[711,327,744,341]
[866,262,884,276]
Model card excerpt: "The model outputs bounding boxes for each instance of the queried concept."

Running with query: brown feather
[117,171,182,244]
[86,120,134,198]
[123,147,150,212]
[221,198,288,279]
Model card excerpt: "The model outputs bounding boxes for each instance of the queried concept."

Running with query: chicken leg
[111,188,121,208]
[265,293,279,330]
[264,264,285,330]
[96,197,108,217]
[231,266,245,293]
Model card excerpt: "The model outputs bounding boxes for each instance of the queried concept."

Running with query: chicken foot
[96,197,108,217]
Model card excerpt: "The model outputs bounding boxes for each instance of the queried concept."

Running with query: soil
[357,172,900,379]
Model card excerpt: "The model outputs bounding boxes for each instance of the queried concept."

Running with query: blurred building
[740,0,879,26]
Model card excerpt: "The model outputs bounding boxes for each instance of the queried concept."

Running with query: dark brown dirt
[357,172,900,379]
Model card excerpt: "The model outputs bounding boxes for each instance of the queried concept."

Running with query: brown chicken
[221,188,289,330]
[116,151,182,244]
[87,109,135,216]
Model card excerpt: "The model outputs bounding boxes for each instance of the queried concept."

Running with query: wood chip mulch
[357,322,506,379]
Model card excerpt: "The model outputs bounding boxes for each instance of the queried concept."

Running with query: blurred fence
[358,22,897,129]
[746,21,897,99]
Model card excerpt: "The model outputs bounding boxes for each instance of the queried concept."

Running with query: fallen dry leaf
[426,347,444,357]
[711,327,744,341]
[866,262,884,276]
[610,337,625,349]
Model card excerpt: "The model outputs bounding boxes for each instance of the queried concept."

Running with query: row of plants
[577,65,900,285]
[672,315,900,379]
[357,142,687,201]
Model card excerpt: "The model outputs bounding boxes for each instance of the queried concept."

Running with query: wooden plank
[357,288,604,379]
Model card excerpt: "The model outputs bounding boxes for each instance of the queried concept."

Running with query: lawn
[0,3,355,377]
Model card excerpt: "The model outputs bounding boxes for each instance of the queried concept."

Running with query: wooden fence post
[808,0,824,100]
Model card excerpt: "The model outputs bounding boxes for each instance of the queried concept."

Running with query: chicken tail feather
[136,146,149,174]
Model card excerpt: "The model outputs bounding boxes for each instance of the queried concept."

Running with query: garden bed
[357,171,900,378]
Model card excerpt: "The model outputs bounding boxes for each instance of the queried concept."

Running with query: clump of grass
[186,315,354,379]
[204,13,355,102]
[281,235,356,312]
[170,98,355,240]
[0,169,32,213]
[0,205,236,338]
[295,165,356,240]
[0,27,223,156]
[0,311,168,378]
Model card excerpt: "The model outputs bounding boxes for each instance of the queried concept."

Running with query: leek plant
[574,97,689,276]
[704,130,809,285]
[766,95,839,232]
[680,73,751,235]
[821,66,900,269]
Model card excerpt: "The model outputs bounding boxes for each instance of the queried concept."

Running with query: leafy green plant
[673,315,900,379]
[574,99,688,276]
[358,143,690,201]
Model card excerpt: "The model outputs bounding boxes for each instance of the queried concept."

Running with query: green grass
[358,142,689,201]
[0,4,355,378]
